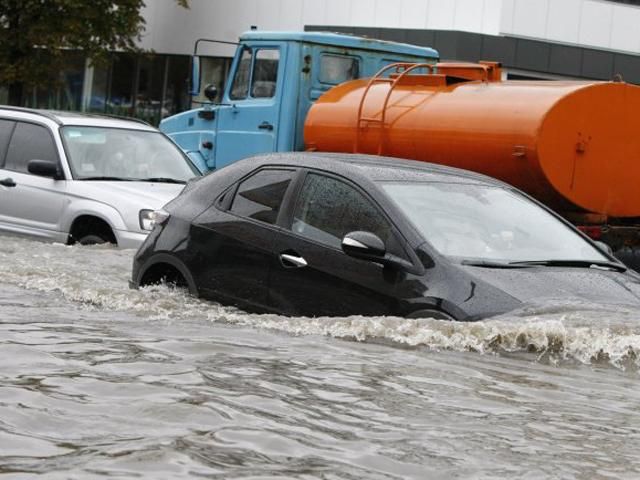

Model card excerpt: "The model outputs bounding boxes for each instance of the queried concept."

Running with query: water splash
[2,237,640,371]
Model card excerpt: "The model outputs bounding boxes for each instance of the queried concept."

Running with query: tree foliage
[0,0,188,103]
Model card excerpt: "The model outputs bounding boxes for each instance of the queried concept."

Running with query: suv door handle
[258,121,274,131]
[0,178,16,188]
[279,253,307,268]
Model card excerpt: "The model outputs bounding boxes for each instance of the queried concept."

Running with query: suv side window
[230,169,295,225]
[5,122,58,174]
[292,173,392,249]
[0,119,16,168]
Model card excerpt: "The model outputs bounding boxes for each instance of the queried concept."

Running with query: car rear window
[230,169,295,225]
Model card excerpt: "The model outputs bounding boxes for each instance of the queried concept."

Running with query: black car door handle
[279,253,308,268]
[0,178,16,187]
[258,121,274,131]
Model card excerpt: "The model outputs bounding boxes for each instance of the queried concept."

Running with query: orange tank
[304,62,640,218]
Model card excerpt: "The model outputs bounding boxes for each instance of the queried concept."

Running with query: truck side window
[230,48,253,100]
[319,54,359,84]
[230,169,295,225]
[251,49,279,98]
[230,48,280,100]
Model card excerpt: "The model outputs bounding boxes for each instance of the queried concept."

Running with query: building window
[84,53,205,125]
[2,51,229,126]
[135,55,166,125]
[109,53,136,116]
[21,52,85,111]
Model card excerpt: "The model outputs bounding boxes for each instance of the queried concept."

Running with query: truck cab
[160,31,439,172]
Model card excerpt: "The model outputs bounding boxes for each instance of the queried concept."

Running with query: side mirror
[203,84,218,102]
[342,231,417,272]
[28,159,63,180]
[594,240,614,256]
[342,231,386,260]
[189,55,201,96]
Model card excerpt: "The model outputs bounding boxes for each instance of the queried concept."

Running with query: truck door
[214,43,286,169]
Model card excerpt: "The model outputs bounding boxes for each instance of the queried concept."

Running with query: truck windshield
[61,126,199,182]
[381,181,608,263]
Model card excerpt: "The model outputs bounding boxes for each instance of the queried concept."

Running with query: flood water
[1,237,640,479]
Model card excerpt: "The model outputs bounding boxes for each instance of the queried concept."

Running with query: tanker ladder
[354,61,502,155]
[354,63,434,155]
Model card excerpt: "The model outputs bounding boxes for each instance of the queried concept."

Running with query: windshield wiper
[508,259,627,272]
[460,260,534,269]
[80,176,134,181]
[460,259,627,272]
[138,177,186,184]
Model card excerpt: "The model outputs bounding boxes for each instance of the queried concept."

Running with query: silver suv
[0,107,200,248]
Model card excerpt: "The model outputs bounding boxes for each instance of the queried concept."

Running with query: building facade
[4,0,640,124]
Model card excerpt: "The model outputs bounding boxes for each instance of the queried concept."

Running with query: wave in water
[1,238,640,371]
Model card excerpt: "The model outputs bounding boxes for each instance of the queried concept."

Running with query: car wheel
[406,309,456,320]
[138,262,193,293]
[69,216,117,246]
[77,234,110,245]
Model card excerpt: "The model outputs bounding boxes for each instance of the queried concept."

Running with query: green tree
[0,0,188,105]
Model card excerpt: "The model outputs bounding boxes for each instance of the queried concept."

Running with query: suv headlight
[139,209,170,231]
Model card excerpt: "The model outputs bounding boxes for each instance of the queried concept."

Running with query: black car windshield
[61,126,198,181]
[381,181,608,263]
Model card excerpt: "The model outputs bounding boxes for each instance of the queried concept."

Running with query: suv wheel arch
[68,215,117,246]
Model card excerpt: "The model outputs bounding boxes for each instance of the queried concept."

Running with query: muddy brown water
[1,237,639,479]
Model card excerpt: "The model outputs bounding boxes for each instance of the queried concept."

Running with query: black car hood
[461,265,640,306]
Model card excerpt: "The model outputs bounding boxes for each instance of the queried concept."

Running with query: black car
[130,153,640,320]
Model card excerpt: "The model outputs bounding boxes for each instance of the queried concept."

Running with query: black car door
[190,167,296,312]
[268,171,410,317]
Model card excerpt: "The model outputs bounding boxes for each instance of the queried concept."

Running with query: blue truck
[160,30,439,172]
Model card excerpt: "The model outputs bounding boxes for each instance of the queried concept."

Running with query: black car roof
[246,152,505,186]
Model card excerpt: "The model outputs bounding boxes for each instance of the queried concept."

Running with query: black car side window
[230,169,295,225]
[5,122,58,174]
[292,173,392,249]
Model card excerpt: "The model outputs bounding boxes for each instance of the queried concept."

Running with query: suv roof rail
[93,113,152,126]
[0,106,63,125]
[0,106,153,127]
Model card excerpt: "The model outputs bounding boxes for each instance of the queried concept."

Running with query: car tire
[406,309,456,320]
[77,234,111,245]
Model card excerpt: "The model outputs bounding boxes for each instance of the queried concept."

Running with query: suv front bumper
[116,229,149,250]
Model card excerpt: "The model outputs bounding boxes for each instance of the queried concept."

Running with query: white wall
[140,0,504,56]
[501,0,640,53]
[141,0,640,57]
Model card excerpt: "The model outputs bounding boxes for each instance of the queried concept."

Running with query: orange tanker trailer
[304,61,640,263]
